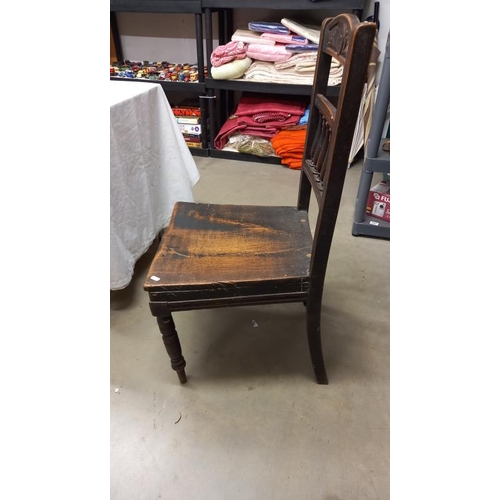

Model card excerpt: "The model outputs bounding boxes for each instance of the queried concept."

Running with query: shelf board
[352,215,390,239]
[111,0,202,13]
[201,0,365,10]
[205,78,340,97]
[110,76,205,92]
[364,138,390,173]
[364,155,389,174]
[210,148,283,165]
[189,147,209,157]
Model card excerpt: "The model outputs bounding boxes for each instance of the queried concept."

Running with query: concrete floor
[110,156,390,500]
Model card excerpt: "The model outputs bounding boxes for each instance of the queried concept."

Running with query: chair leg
[156,313,187,384]
[306,303,329,385]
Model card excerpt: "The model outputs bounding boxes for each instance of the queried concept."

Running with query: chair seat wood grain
[145,202,313,308]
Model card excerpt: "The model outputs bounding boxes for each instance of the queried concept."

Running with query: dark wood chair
[144,14,376,385]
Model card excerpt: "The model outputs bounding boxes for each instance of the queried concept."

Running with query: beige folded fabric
[275,52,342,72]
[243,60,342,86]
[280,18,321,44]
[231,29,275,45]
[274,52,317,70]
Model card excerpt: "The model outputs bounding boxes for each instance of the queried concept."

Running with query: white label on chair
[369,221,379,226]
[150,275,160,281]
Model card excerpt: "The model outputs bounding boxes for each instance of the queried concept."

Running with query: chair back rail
[297,14,376,292]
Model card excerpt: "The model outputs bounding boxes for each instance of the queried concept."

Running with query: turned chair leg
[156,313,187,384]
[306,302,329,385]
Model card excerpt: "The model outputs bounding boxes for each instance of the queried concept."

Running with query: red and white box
[366,181,390,222]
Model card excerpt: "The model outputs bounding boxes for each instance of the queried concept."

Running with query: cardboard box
[177,123,202,135]
[175,116,201,125]
[171,98,201,117]
[366,181,390,222]
[183,134,201,143]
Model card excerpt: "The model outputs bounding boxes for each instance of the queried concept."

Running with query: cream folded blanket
[244,60,343,86]
[211,57,253,80]
[280,18,321,44]
[275,52,342,73]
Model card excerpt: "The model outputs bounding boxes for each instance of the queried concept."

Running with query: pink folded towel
[211,41,248,67]
[261,33,308,45]
[246,43,292,63]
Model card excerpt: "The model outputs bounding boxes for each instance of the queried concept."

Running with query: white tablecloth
[110,81,200,290]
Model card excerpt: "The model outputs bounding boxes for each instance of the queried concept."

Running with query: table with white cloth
[110,81,200,290]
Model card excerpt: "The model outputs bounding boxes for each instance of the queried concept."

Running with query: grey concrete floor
[110,156,390,500]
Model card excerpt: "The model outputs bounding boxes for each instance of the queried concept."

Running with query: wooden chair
[144,14,376,385]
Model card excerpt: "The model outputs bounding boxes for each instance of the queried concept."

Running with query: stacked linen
[270,127,308,169]
[247,21,290,34]
[239,18,342,84]
[241,19,319,64]
[211,18,331,81]
[210,40,252,80]
[244,52,343,86]
[246,43,292,63]
[231,29,276,45]
[261,33,308,45]
[214,93,307,150]
[241,21,294,64]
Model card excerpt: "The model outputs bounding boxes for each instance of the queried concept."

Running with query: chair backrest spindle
[297,14,376,291]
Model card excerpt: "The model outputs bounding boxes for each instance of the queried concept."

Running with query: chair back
[297,14,376,292]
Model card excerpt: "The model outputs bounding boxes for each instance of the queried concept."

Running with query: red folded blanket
[231,94,306,120]
[214,115,301,149]
[214,94,307,149]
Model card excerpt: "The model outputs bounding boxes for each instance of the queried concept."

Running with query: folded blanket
[285,44,319,52]
[214,94,307,149]
[248,21,289,34]
[280,18,321,44]
[232,29,276,45]
[211,57,252,80]
[214,115,300,149]
[271,128,308,169]
[275,52,342,72]
[246,43,292,63]
[211,41,247,67]
[234,93,307,122]
[244,60,343,86]
[274,52,318,70]
[261,33,308,45]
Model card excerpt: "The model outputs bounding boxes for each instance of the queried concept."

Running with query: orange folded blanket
[270,129,307,169]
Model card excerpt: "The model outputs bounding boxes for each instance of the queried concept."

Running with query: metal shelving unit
[110,0,368,162]
[110,0,209,156]
[352,32,390,239]
[203,0,365,163]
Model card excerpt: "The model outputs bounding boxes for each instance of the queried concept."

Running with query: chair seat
[144,202,313,310]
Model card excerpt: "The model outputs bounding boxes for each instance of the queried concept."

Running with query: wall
[115,5,389,67]
[116,12,211,64]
